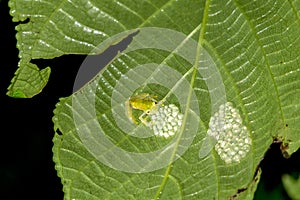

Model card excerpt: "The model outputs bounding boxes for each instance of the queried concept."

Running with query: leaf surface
[19,0,298,199]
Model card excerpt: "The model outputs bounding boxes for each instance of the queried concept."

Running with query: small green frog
[125,93,159,125]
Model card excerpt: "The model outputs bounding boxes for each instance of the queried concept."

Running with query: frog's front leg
[139,112,151,126]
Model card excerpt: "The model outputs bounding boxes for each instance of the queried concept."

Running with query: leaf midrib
[153,0,212,199]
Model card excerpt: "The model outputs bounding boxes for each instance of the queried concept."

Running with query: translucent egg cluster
[208,102,252,164]
[148,104,183,139]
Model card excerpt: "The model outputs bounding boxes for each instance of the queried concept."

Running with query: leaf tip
[7,88,27,98]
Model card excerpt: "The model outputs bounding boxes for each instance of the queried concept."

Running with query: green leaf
[6,57,51,98]
[9,0,183,97]
[282,174,300,200]
[18,0,297,199]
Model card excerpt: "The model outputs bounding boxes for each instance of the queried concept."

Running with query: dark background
[1,0,299,199]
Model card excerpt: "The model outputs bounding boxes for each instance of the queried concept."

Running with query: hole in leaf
[72,31,139,92]
[55,129,63,136]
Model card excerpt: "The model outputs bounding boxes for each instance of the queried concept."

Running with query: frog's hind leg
[125,100,138,124]
[141,94,158,103]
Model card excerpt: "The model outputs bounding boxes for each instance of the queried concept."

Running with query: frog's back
[130,99,155,111]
